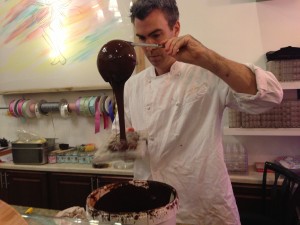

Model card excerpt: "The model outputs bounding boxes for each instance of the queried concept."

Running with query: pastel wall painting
[0,0,134,93]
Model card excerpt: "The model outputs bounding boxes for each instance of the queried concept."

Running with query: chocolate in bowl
[97,40,137,144]
[86,180,179,225]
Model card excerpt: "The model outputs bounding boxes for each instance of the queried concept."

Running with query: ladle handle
[127,41,163,48]
[111,82,127,142]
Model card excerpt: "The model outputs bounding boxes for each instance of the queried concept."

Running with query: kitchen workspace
[0,0,300,225]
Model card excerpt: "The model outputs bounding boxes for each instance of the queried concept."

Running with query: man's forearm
[197,49,258,95]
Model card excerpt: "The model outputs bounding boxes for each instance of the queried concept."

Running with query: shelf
[223,81,300,137]
[280,81,300,90]
[223,127,300,136]
[0,85,112,95]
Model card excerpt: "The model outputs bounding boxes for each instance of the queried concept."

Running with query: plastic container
[113,160,134,169]
[224,143,248,174]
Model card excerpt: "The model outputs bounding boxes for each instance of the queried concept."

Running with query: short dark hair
[130,0,179,29]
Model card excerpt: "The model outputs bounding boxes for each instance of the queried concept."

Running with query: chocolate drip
[97,40,136,144]
[111,82,126,141]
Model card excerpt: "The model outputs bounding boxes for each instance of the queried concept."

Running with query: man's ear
[173,21,180,37]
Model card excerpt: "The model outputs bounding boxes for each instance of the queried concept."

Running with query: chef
[113,0,283,224]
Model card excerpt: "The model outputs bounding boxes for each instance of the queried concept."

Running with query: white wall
[1,0,300,164]
[177,0,300,68]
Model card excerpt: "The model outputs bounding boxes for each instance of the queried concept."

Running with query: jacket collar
[148,61,183,78]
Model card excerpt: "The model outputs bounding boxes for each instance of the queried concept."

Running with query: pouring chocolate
[97,39,137,146]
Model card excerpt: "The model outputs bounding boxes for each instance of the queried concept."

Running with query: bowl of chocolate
[86,180,178,225]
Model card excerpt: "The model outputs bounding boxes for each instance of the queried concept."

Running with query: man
[119,0,283,224]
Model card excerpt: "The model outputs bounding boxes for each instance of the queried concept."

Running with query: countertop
[0,161,134,176]
[0,161,271,184]
[12,205,115,225]
[12,205,191,225]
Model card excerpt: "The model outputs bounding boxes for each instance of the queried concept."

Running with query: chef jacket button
[176,102,180,106]
[147,106,151,110]
[148,80,151,84]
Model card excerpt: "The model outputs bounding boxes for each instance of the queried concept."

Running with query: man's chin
[148,57,161,66]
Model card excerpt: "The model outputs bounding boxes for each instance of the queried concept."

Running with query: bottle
[238,143,248,173]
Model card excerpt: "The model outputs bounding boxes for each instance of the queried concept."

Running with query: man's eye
[138,37,146,42]
[151,33,161,39]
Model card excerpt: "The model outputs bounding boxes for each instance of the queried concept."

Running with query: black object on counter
[92,162,110,169]
[0,138,9,147]
[59,143,69,150]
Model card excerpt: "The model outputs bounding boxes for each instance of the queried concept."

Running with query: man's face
[133,9,180,69]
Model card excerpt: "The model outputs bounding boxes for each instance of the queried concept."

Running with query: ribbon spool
[83,97,94,117]
[13,99,22,117]
[59,99,71,118]
[35,100,47,118]
[78,97,94,116]
[8,99,27,118]
[75,97,81,115]
[21,99,36,118]
[75,96,103,117]
[88,96,98,116]
[16,99,26,117]
[99,95,109,129]
[99,95,107,115]
[40,101,60,114]
[38,99,70,118]
[8,99,36,118]
[105,96,115,122]
[6,96,115,127]
[8,99,17,117]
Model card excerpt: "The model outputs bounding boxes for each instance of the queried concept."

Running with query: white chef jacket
[119,61,283,225]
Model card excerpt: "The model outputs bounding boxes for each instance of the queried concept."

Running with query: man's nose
[144,40,157,50]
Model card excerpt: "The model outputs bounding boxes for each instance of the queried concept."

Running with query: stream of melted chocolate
[97,40,136,144]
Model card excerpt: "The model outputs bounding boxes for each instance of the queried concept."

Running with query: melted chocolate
[94,182,176,213]
[97,40,136,143]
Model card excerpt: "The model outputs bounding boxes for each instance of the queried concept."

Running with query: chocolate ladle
[97,39,137,144]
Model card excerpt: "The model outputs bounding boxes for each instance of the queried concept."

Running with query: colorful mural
[0,0,133,65]
[0,0,134,92]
